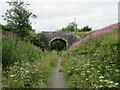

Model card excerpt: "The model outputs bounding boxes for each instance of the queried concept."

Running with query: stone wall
[38,31,80,50]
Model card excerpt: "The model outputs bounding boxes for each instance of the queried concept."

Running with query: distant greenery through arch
[51,39,66,51]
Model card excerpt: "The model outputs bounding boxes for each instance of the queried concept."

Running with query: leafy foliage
[28,31,45,50]
[2,0,36,38]
[78,25,92,32]
[51,40,66,51]
[58,21,92,32]
[58,22,78,32]
[1,24,12,31]
[2,34,57,88]
[61,29,119,88]
[29,36,45,50]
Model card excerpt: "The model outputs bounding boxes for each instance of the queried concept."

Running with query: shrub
[29,36,45,50]
[79,25,92,32]
[2,35,57,88]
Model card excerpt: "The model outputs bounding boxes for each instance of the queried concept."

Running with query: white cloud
[0,0,119,32]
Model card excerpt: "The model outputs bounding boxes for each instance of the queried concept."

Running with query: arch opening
[50,39,66,51]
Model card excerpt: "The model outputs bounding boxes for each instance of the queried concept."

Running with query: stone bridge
[38,31,80,50]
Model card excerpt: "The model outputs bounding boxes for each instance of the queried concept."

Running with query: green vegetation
[78,25,92,32]
[58,22,78,32]
[1,24,12,31]
[2,32,57,88]
[76,31,94,39]
[61,29,119,88]
[2,1,119,88]
[2,0,36,38]
[51,40,66,51]
[58,21,92,32]
[29,32,45,50]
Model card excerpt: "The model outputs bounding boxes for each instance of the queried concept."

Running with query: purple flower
[69,23,118,50]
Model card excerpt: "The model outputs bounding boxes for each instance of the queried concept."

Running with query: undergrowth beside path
[2,34,57,88]
[61,28,119,88]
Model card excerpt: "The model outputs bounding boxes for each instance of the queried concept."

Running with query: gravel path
[47,56,67,88]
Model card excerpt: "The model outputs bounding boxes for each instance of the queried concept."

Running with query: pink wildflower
[69,23,118,50]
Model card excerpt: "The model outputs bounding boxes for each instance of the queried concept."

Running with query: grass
[76,31,94,39]
[2,23,119,88]
[61,29,120,88]
[2,32,57,88]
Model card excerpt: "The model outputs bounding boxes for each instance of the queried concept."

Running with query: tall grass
[2,34,57,88]
[61,29,119,88]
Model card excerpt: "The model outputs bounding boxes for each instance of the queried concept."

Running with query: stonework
[38,31,80,50]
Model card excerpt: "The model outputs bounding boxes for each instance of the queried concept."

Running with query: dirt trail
[47,56,67,88]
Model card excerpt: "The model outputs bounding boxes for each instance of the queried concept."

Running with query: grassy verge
[76,31,94,39]
[2,35,57,88]
[61,30,120,88]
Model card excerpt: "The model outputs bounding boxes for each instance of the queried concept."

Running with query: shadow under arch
[49,37,68,51]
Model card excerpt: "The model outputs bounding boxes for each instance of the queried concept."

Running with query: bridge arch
[49,37,68,50]
[38,32,80,50]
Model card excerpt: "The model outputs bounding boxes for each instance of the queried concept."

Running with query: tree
[58,22,78,32]
[1,24,12,31]
[2,0,36,38]
[79,25,92,32]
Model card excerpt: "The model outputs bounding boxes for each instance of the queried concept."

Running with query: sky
[0,0,119,32]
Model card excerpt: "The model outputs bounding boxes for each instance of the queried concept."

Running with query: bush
[78,25,92,32]
[2,36,43,68]
[1,24,12,31]
[29,36,45,50]
[2,35,57,88]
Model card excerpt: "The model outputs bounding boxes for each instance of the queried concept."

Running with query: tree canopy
[2,0,36,38]
[78,25,92,32]
[58,22,78,32]
[58,22,92,32]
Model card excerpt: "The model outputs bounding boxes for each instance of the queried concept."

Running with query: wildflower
[10,74,16,77]
[99,85,103,88]
[104,80,109,82]
[115,82,119,86]
[35,69,38,71]
[26,71,29,73]
[86,63,90,66]
[115,69,119,72]
[31,72,34,73]
[81,73,85,76]
[86,71,90,73]
[108,85,113,88]
[75,67,79,70]
[97,71,100,72]
[71,67,74,69]
[90,75,93,78]
[20,68,23,71]
[99,76,104,79]
[69,25,115,50]
[99,80,104,82]
[109,81,114,84]
[91,68,95,70]
[67,71,71,74]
